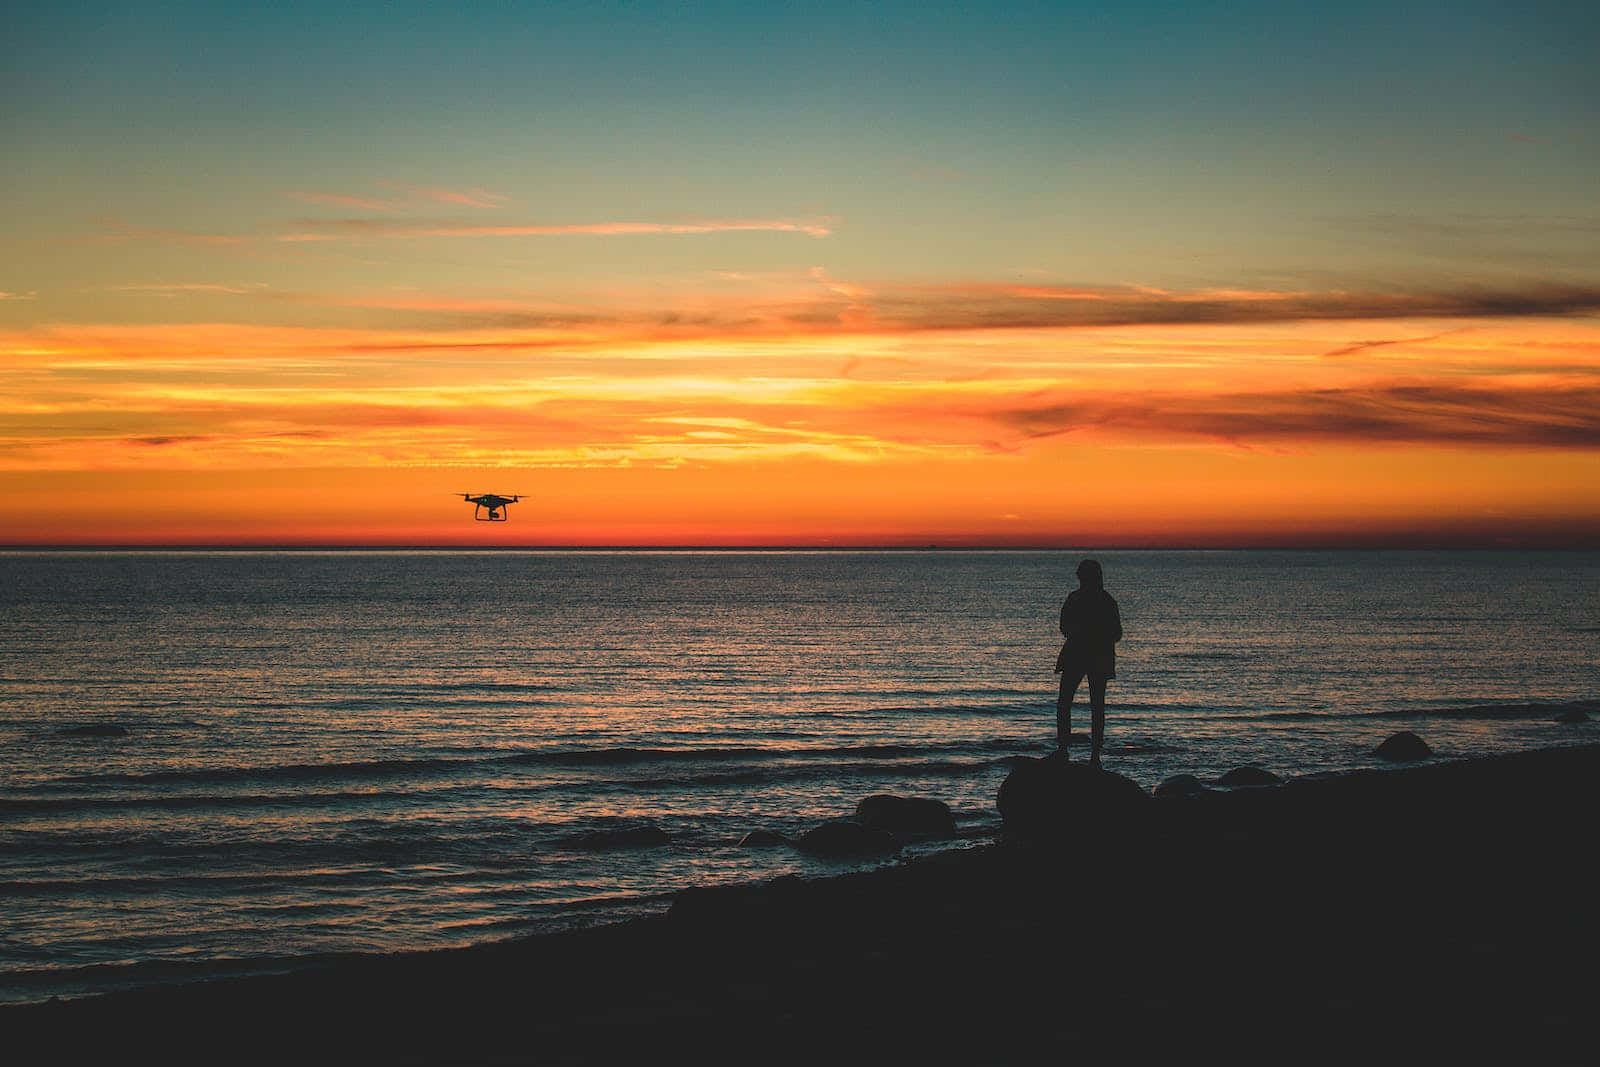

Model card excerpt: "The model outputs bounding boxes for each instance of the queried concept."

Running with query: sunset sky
[4,0,1597,545]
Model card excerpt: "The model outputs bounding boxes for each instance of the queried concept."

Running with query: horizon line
[4,541,1598,552]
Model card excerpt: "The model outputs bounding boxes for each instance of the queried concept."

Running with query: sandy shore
[8,742,1597,1065]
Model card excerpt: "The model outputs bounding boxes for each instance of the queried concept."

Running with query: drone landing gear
[474,506,507,521]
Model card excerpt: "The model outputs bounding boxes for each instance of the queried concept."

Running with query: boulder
[1217,766,1282,788]
[737,830,790,848]
[1153,774,1210,799]
[854,794,956,839]
[57,724,129,738]
[1373,731,1432,762]
[996,754,1148,837]
[795,820,897,857]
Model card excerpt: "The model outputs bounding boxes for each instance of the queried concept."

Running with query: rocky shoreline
[8,740,1599,1064]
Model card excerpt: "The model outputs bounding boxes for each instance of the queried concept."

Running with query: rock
[1217,766,1282,787]
[1552,708,1590,724]
[737,830,790,848]
[1373,731,1432,762]
[1153,774,1210,799]
[854,794,956,839]
[57,724,129,738]
[996,754,1148,837]
[795,820,897,857]
[554,822,670,850]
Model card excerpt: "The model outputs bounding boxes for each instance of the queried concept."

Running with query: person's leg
[1087,673,1108,768]
[1057,669,1085,752]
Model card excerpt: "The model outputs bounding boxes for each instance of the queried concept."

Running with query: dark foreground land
[8,744,1599,1065]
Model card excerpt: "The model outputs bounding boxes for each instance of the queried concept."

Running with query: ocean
[2,549,1596,1004]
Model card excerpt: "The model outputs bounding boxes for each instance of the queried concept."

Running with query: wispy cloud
[860,281,1600,332]
[375,181,510,208]
[56,274,1600,356]
[285,190,402,212]
[323,278,1600,340]
[286,182,511,213]
[0,291,36,301]
[111,283,266,297]
[1322,329,1464,358]
[275,216,837,241]
[969,380,1600,449]
[108,215,836,246]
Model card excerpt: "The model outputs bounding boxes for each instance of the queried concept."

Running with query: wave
[840,702,1041,718]
[0,867,397,897]
[1198,701,1596,723]
[35,737,1043,791]
[0,881,683,1006]
[621,757,1005,791]
[1,750,1028,820]
[0,787,422,816]
[1372,701,1597,721]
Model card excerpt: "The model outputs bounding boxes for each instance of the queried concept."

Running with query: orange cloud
[3,270,1597,547]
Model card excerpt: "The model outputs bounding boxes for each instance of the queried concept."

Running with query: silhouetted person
[1055,558,1122,767]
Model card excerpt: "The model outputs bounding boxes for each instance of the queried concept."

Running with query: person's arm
[1110,598,1123,643]
[1059,595,1074,638]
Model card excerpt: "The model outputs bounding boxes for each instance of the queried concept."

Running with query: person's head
[1076,558,1104,590]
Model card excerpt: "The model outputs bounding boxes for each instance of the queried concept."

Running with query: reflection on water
[1,549,1596,1002]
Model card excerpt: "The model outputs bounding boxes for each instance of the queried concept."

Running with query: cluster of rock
[747,793,959,857]
[998,730,1460,833]
[1149,764,1283,798]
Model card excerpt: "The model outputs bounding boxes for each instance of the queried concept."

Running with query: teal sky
[6,0,1597,315]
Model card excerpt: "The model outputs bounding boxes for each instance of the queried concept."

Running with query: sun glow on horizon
[3,288,1597,546]
[5,2,1597,546]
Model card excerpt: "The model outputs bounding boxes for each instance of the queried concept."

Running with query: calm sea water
[2,549,1597,1003]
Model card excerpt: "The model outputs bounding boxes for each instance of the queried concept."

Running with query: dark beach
[7,741,1597,1065]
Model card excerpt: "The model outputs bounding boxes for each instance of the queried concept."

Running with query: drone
[459,493,520,522]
